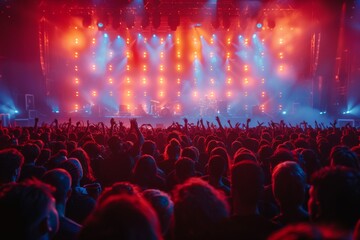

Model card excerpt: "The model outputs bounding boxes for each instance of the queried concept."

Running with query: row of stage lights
[82,11,274,32]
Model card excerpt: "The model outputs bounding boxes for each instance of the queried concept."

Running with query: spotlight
[97,11,109,31]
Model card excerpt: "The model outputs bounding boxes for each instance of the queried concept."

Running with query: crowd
[0,116,360,240]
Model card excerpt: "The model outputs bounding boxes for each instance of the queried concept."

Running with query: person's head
[59,158,83,188]
[79,194,162,240]
[208,155,227,179]
[175,157,196,184]
[0,178,59,240]
[272,161,307,210]
[82,140,101,159]
[41,168,72,210]
[308,166,360,230]
[0,148,24,184]
[165,138,181,161]
[141,140,157,156]
[268,222,349,240]
[142,189,174,236]
[270,148,295,174]
[210,146,230,172]
[234,147,257,163]
[107,136,123,153]
[133,154,157,178]
[21,143,41,164]
[181,147,198,162]
[97,181,140,206]
[69,148,95,182]
[231,160,264,212]
[329,145,359,170]
[172,177,229,240]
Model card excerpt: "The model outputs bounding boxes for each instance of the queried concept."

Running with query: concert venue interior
[0,0,359,127]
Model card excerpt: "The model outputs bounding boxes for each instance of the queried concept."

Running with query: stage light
[256,22,263,29]
[97,21,105,31]
[127,65,130,71]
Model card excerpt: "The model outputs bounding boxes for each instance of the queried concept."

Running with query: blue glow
[97,22,104,28]
[256,23,263,29]
[168,34,172,37]
[117,35,120,39]
[138,33,142,38]
[282,111,287,115]
[104,33,108,38]
[153,34,156,38]
[252,34,256,39]
[14,110,19,114]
